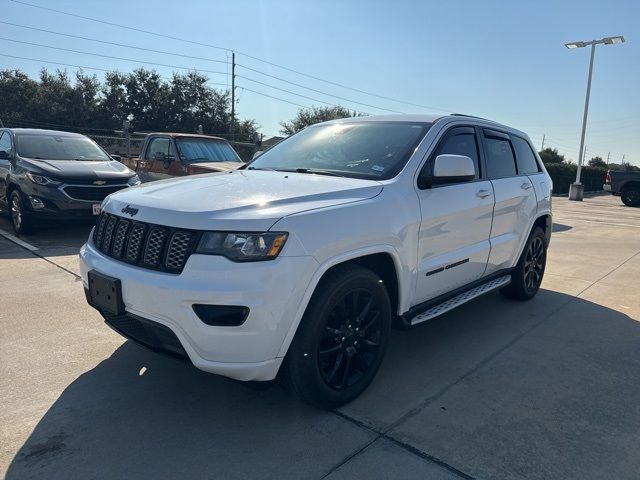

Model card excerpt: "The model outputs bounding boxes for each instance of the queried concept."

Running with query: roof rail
[449,113,492,121]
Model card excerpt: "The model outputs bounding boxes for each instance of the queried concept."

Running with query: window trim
[417,124,484,190]
[480,128,518,180]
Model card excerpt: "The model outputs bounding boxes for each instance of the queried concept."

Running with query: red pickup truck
[121,133,244,182]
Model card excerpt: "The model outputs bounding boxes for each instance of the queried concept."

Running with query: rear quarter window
[512,136,540,174]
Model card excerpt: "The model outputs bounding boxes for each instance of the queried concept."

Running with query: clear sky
[2,0,639,165]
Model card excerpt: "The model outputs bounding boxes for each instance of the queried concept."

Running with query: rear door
[414,126,495,303]
[482,129,537,275]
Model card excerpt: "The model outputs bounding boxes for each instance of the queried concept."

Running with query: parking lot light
[566,35,625,202]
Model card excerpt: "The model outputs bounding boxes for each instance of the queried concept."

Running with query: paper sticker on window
[372,165,385,172]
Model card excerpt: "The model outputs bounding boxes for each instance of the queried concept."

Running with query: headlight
[196,232,288,261]
[26,172,61,186]
[127,175,141,186]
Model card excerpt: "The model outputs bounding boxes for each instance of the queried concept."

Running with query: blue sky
[2,0,639,165]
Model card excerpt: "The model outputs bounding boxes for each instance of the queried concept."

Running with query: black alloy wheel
[283,265,391,408]
[524,236,545,293]
[318,288,383,390]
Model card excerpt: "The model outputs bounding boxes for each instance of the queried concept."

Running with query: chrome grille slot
[143,227,169,267]
[126,223,147,263]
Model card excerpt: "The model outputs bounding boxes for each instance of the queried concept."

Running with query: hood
[21,158,133,180]
[187,161,243,175]
[103,170,383,231]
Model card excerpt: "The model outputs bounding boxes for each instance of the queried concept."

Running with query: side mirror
[421,154,475,188]
[110,154,122,162]
[252,150,264,160]
[0,151,9,160]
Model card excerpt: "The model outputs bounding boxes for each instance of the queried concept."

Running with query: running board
[409,274,511,326]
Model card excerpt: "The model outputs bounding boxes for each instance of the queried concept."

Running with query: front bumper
[80,240,319,381]
[22,182,128,221]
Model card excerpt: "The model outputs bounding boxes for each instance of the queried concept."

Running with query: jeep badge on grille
[121,205,139,217]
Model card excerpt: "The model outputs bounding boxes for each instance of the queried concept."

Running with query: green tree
[280,106,358,135]
[539,147,565,164]
[588,156,607,168]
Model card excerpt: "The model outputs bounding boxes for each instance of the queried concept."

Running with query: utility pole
[540,134,545,151]
[123,119,131,157]
[230,51,236,141]
[622,154,626,167]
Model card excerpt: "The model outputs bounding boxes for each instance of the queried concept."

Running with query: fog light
[28,196,45,209]
[192,304,250,326]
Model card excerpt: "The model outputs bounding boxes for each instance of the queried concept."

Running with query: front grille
[63,185,127,202]
[93,212,200,274]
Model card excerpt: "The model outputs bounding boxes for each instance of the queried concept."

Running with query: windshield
[247,121,431,180]
[15,134,111,161]
[176,138,242,164]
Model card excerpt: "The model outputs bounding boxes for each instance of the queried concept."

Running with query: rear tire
[10,190,34,235]
[500,226,546,301]
[282,264,391,409]
[621,188,640,207]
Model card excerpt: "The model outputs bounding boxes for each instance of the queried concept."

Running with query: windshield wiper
[288,168,345,177]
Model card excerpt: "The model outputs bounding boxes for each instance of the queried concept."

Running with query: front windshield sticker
[371,165,385,172]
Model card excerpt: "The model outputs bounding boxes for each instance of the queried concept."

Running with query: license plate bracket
[88,270,124,315]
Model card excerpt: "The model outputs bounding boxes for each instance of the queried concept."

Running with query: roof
[3,128,87,137]
[146,132,227,141]
[326,114,445,125]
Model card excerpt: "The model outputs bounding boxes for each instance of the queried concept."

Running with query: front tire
[501,226,547,301]
[10,190,34,235]
[283,265,392,409]
[621,188,640,207]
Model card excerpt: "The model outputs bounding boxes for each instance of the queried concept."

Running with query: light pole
[565,35,625,201]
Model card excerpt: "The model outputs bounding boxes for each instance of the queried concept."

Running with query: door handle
[521,182,532,190]
[476,189,492,198]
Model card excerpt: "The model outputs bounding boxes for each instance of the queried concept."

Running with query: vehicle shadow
[5,290,640,479]
[552,222,572,233]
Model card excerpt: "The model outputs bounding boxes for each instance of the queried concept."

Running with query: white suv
[80,114,552,408]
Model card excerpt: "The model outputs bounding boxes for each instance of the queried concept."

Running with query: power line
[237,75,402,114]
[237,64,410,113]
[239,87,311,109]
[0,37,228,76]
[236,63,449,113]
[0,54,230,87]
[9,0,449,112]
[0,21,229,65]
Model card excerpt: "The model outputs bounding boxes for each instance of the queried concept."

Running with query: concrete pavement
[1,194,639,479]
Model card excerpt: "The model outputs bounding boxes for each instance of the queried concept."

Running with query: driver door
[414,126,495,304]
[139,136,177,182]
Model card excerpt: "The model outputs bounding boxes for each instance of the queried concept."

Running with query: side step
[409,274,511,326]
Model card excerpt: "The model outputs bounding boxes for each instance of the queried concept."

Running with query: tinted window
[176,138,241,164]
[146,137,170,161]
[0,132,11,153]
[433,128,480,179]
[15,134,110,161]
[512,136,540,174]
[484,136,516,178]
[248,122,431,180]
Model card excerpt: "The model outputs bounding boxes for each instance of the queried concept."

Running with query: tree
[588,156,607,168]
[538,147,565,164]
[280,106,358,135]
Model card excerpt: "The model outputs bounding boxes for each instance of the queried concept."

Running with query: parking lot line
[0,228,39,251]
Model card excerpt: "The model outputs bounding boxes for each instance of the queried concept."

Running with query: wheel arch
[276,246,404,359]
